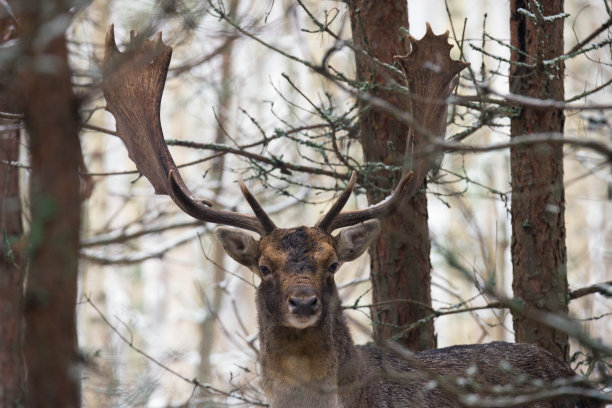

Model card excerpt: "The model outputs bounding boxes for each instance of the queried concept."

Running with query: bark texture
[198,0,238,380]
[347,0,433,350]
[0,114,24,408]
[509,0,569,361]
[17,1,83,406]
[0,4,24,406]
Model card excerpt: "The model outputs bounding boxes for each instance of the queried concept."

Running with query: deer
[100,24,603,408]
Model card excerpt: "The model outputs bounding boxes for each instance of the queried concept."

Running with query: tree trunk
[198,0,238,379]
[347,0,435,350]
[509,0,569,361]
[17,1,83,406]
[0,116,25,408]
[0,5,25,406]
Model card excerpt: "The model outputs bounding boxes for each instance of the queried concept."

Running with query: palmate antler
[319,24,470,232]
[100,24,466,235]
[101,25,276,235]
[394,23,470,193]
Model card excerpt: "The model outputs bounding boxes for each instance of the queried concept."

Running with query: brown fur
[215,224,601,408]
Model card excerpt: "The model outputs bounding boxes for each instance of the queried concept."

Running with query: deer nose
[288,289,319,316]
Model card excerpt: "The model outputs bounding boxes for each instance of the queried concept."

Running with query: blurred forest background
[0,0,611,407]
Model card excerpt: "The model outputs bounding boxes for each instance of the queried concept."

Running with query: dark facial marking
[279,227,319,274]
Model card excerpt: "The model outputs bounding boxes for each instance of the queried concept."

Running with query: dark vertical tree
[347,2,466,351]
[0,3,25,405]
[0,112,24,407]
[0,87,25,408]
[509,0,569,361]
[347,0,435,351]
[198,0,239,383]
[16,0,83,405]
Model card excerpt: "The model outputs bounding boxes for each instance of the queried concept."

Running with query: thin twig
[570,281,612,300]
[566,16,612,56]
[81,295,269,406]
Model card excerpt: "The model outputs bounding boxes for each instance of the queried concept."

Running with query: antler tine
[101,25,274,236]
[316,171,356,231]
[167,171,270,235]
[324,171,414,233]
[238,177,277,234]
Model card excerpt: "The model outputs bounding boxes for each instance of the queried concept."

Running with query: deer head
[214,175,398,331]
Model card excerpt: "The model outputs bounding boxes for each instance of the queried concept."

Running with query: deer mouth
[285,314,320,329]
[284,288,321,329]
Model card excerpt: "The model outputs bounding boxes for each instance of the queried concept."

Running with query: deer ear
[214,227,259,270]
[334,219,381,263]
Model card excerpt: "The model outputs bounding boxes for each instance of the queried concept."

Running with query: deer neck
[258,296,361,408]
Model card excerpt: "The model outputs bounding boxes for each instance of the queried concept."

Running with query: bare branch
[570,281,612,300]
[81,295,268,406]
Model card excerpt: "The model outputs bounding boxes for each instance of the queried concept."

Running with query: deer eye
[328,262,339,274]
[259,265,271,277]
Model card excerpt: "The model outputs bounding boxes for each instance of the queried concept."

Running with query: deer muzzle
[285,287,321,329]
